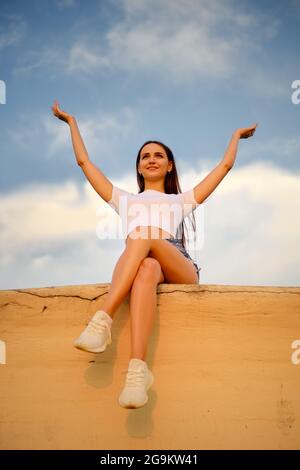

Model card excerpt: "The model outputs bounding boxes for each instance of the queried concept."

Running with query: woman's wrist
[68,115,75,125]
[232,130,241,140]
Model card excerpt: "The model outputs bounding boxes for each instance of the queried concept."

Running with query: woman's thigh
[125,226,199,284]
[148,239,199,284]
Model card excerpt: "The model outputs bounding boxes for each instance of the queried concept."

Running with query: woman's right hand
[52,100,74,124]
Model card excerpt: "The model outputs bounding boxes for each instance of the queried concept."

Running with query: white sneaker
[118,358,154,409]
[73,310,112,353]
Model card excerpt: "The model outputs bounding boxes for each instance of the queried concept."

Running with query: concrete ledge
[0,283,299,449]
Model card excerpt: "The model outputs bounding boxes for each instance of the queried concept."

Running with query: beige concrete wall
[0,283,299,450]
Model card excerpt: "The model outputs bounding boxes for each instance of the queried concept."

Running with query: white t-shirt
[107,186,200,239]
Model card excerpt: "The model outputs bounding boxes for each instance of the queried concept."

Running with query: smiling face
[138,143,173,185]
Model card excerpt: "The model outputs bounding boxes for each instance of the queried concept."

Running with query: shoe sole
[118,370,154,409]
[73,337,111,353]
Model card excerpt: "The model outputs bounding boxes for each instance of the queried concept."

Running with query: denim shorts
[165,238,201,280]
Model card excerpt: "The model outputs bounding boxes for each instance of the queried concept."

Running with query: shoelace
[121,367,147,387]
[85,318,111,340]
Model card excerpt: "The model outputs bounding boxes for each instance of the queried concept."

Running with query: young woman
[52,100,257,409]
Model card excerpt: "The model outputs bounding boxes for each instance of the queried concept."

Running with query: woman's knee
[135,257,162,283]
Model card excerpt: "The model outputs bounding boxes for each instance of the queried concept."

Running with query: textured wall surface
[0,283,299,450]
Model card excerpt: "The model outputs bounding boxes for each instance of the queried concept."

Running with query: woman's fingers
[53,100,59,111]
[250,123,258,134]
[52,100,72,123]
[236,122,258,139]
[247,124,256,133]
[246,123,258,136]
[52,100,63,118]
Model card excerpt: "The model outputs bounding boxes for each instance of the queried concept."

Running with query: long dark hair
[135,140,197,253]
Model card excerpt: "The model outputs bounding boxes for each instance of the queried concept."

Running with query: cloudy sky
[0,0,299,290]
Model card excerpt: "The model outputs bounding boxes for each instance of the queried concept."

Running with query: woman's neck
[143,184,165,193]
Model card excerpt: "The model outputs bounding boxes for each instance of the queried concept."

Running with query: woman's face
[138,143,172,181]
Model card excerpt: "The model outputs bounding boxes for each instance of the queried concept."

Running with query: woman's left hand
[234,123,258,139]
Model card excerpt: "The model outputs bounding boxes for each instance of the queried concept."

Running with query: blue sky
[0,0,299,289]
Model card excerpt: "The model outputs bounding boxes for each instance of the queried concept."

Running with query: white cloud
[10,0,286,95]
[11,47,64,77]
[7,106,137,164]
[0,14,27,50]
[45,105,137,161]
[7,112,44,151]
[67,43,112,74]
[239,134,300,163]
[105,20,237,83]
[0,160,299,289]
[85,0,254,82]
[94,0,284,90]
[0,180,97,251]
[197,161,300,285]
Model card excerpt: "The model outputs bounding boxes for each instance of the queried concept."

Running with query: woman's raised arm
[51,100,113,202]
[193,123,258,205]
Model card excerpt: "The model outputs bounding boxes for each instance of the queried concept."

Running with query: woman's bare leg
[101,233,152,317]
[129,258,164,361]
[101,226,197,318]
